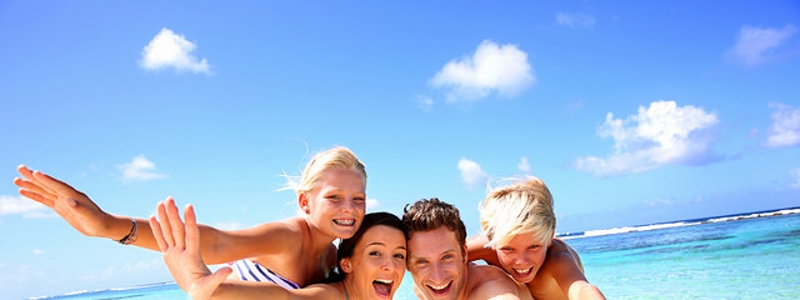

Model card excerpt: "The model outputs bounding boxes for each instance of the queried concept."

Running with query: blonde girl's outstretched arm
[14,165,161,249]
[15,165,293,264]
[151,203,337,300]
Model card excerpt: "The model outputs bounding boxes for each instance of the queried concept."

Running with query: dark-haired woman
[152,208,407,300]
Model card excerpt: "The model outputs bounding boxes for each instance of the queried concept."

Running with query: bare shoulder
[469,264,530,300]
[226,217,307,254]
[531,239,594,299]
[549,239,576,255]
[248,217,306,238]
[291,282,344,300]
[546,239,583,271]
[470,263,508,279]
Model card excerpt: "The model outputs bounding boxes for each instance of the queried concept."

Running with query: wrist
[116,218,138,245]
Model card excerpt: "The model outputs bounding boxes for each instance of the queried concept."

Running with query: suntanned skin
[151,206,407,300]
[408,227,532,300]
[468,234,605,300]
[14,165,366,288]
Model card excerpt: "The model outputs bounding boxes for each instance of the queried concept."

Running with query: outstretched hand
[150,201,232,300]
[13,165,112,237]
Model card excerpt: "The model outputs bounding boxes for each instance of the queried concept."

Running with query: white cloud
[119,155,167,180]
[556,13,596,29]
[790,168,800,189]
[726,24,796,67]
[32,249,44,255]
[458,157,489,188]
[766,102,800,148]
[140,28,211,74]
[576,100,719,177]
[0,195,48,217]
[367,198,380,210]
[517,156,532,174]
[430,40,535,103]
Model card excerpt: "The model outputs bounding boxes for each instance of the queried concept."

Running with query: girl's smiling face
[301,168,366,239]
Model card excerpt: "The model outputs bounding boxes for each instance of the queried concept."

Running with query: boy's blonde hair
[479,176,555,249]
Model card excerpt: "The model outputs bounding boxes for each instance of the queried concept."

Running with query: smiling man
[403,198,532,300]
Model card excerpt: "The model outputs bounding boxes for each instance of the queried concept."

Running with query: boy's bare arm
[548,241,605,300]
[568,281,606,300]
[466,234,502,265]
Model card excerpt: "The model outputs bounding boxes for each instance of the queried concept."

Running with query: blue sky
[2,1,799,298]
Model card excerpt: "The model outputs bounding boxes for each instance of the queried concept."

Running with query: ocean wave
[28,289,90,300]
[706,208,800,223]
[108,281,174,291]
[27,282,177,300]
[559,207,800,240]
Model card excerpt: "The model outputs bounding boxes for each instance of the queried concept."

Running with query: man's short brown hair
[403,198,467,247]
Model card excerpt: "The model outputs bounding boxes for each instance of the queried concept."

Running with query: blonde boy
[467,177,606,300]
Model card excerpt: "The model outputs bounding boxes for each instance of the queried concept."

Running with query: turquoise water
[32,209,800,300]
[572,211,800,299]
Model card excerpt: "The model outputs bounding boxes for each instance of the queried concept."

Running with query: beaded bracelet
[117,218,138,245]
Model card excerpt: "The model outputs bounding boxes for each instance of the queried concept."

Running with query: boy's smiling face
[494,232,549,283]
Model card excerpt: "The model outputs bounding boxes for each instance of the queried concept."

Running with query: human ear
[341,258,353,273]
[298,192,311,214]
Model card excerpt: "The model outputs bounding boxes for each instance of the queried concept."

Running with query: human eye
[367,247,383,256]
[394,252,406,260]
[414,258,428,265]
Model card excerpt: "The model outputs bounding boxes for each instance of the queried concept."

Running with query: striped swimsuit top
[229,259,302,290]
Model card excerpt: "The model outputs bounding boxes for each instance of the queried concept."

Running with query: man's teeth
[515,267,532,274]
[428,283,449,290]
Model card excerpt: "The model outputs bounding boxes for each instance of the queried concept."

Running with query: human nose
[342,198,355,213]
[382,257,398,271]
[514,253,530,265]
[429,262,446,281]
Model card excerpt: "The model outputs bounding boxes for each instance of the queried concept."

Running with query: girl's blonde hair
[283,146,367,195]
[479,176,555,248]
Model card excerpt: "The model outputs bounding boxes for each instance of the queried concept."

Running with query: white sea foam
[109,281,172,291]
[559,207,800,240]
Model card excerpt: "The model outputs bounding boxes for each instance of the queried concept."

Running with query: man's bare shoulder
[468,264,532,300]
[469,263,508,281]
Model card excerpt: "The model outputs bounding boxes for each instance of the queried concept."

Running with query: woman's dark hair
[326,212,408,282]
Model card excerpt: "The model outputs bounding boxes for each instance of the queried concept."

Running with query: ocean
[29,207,800,300]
